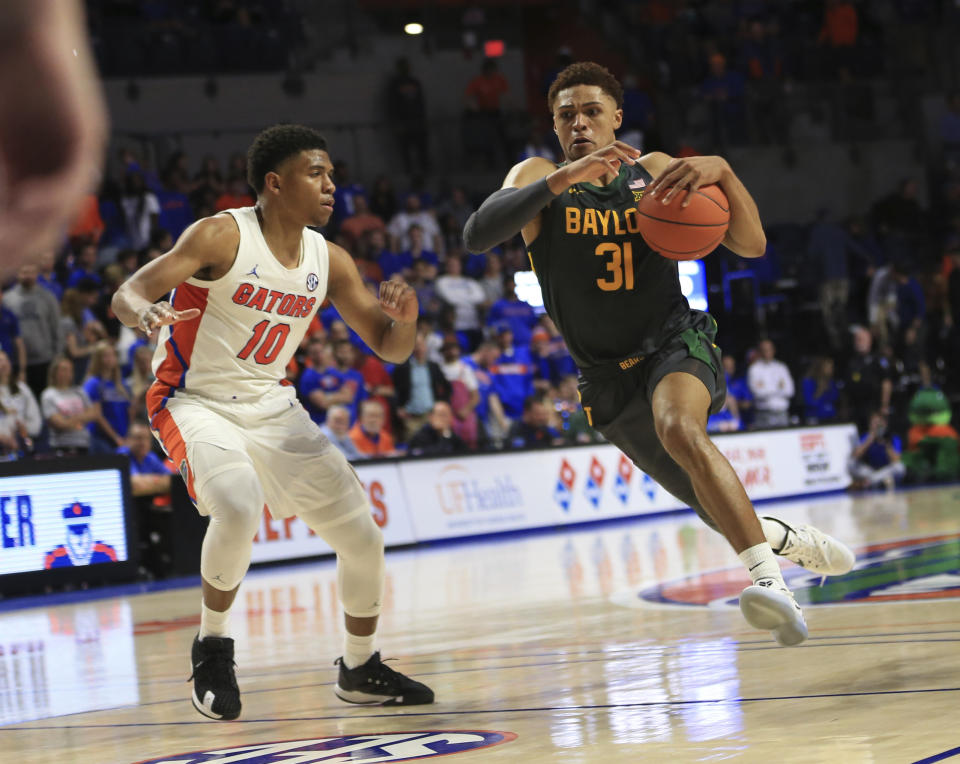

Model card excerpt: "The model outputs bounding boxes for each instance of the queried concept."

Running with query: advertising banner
[250,462,416,563]
[400,425,857,542]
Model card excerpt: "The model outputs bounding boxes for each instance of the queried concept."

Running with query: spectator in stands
[59,287,101,383]
[332,161,366,229]
[120,172,161,250]
[41,356,96,455]
[119,421,173,497]
[723,354,753,425]
[36,251,63,300]
[126,344,155,422]
[842,326,892,431]
[479,251,505,306]
[491,324,535,421]
[349,399,396,457]
[530,318,577,388]
[66,242,102,288]
[486,275,537,347]
[214,176,255,212]
[0,350,41,453]
[747,339,794,428]
[437,187,474,235]
[402,223,441,280]
[67,192,105,246]
[508,395,563,449]
[818,0,859,76]
[808,208,853,350]
[387,194,442,254]
[319,403,363,461]
[410,258,442,321]
[369,175,398,223]
[332,339,365,423]
[0,290,26,384]
[192,154,224,207]
[700,52,746,148]
[83,342,132,453]
[386,58,430,175]
[5,264,61,398]
[517,128,557,162]
[392,331,451,440]
[464,58,510,166]
[298,338,338,424]
[552,374,600,444]
[436,255,486,349]
[339,195,385,251]
[849,411,906,490]
[465,340,510,445]
[438,333,482,449]
[408,401,468,456]
[802,356,840,423]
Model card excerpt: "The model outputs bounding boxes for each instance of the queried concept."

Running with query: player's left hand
[648,156,731,207]
[379,278,418,324]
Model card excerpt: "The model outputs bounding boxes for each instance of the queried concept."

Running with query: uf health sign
[401,424,856,541]
[134,731,517,763]
[0,468,127,575]
[250,462,416,563]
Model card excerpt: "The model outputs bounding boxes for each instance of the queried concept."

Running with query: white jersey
[150,207,329,404]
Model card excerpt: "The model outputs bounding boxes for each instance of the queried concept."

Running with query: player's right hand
[137,301,201,333]
[553,141,641,188]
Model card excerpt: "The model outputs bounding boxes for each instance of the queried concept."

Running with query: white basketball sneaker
[740,579,808,646]
[763,516,855,576]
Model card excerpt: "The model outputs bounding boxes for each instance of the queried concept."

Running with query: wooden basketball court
[2,486,958,763]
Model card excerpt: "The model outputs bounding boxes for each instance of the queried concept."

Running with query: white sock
[739,542,785,586]
[759,517,789,552]
[199,602,230,640]
[343,631,376,669]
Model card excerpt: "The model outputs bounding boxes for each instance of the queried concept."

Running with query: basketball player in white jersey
[112,125,432,720]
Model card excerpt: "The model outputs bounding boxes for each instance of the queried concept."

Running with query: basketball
[636,184,730,261]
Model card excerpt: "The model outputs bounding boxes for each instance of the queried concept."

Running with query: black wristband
[462,177,559,253]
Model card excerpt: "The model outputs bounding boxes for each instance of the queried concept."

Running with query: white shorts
[148,383,365,520]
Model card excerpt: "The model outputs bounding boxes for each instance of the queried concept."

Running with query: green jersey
[528,161,693,370]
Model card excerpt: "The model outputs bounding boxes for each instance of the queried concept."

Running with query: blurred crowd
[1,1,955,505]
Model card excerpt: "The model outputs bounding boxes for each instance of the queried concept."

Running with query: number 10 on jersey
[596,241,635,291]
[237,319,291,365]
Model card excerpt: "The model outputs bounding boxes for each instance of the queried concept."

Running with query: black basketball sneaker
[189,634,242,720]
[334,652,434,706]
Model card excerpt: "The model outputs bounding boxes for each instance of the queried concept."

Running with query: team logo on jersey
[629,178,647,202]
[132,731,517,763]
[633,533,960,608]
[306,272,319,291]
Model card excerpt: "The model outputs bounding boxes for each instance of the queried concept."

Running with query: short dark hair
[547,61,623,112]
[246,124,328,194]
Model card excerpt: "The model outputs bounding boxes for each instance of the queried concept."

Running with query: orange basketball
[636,184,730,261]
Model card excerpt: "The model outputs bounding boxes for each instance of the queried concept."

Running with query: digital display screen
[0,468,128,576]
[679,260,708,311]
[514,260,708,314]
[514,270,546,315]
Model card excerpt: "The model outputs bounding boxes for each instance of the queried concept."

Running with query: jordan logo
[212,574,226,584]
[246,265,260,278]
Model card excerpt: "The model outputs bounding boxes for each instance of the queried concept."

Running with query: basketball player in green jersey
[464,62,855,646]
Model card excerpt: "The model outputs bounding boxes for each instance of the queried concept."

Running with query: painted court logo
[637,533,960,608]
[133,732,516,763]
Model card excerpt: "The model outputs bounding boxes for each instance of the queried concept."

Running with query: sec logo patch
[132,731,517,763]
[306,272,319,291]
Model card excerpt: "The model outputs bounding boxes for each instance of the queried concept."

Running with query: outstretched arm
[112,215,238,332]
[326,242,418,364]
[463,141,642,252]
